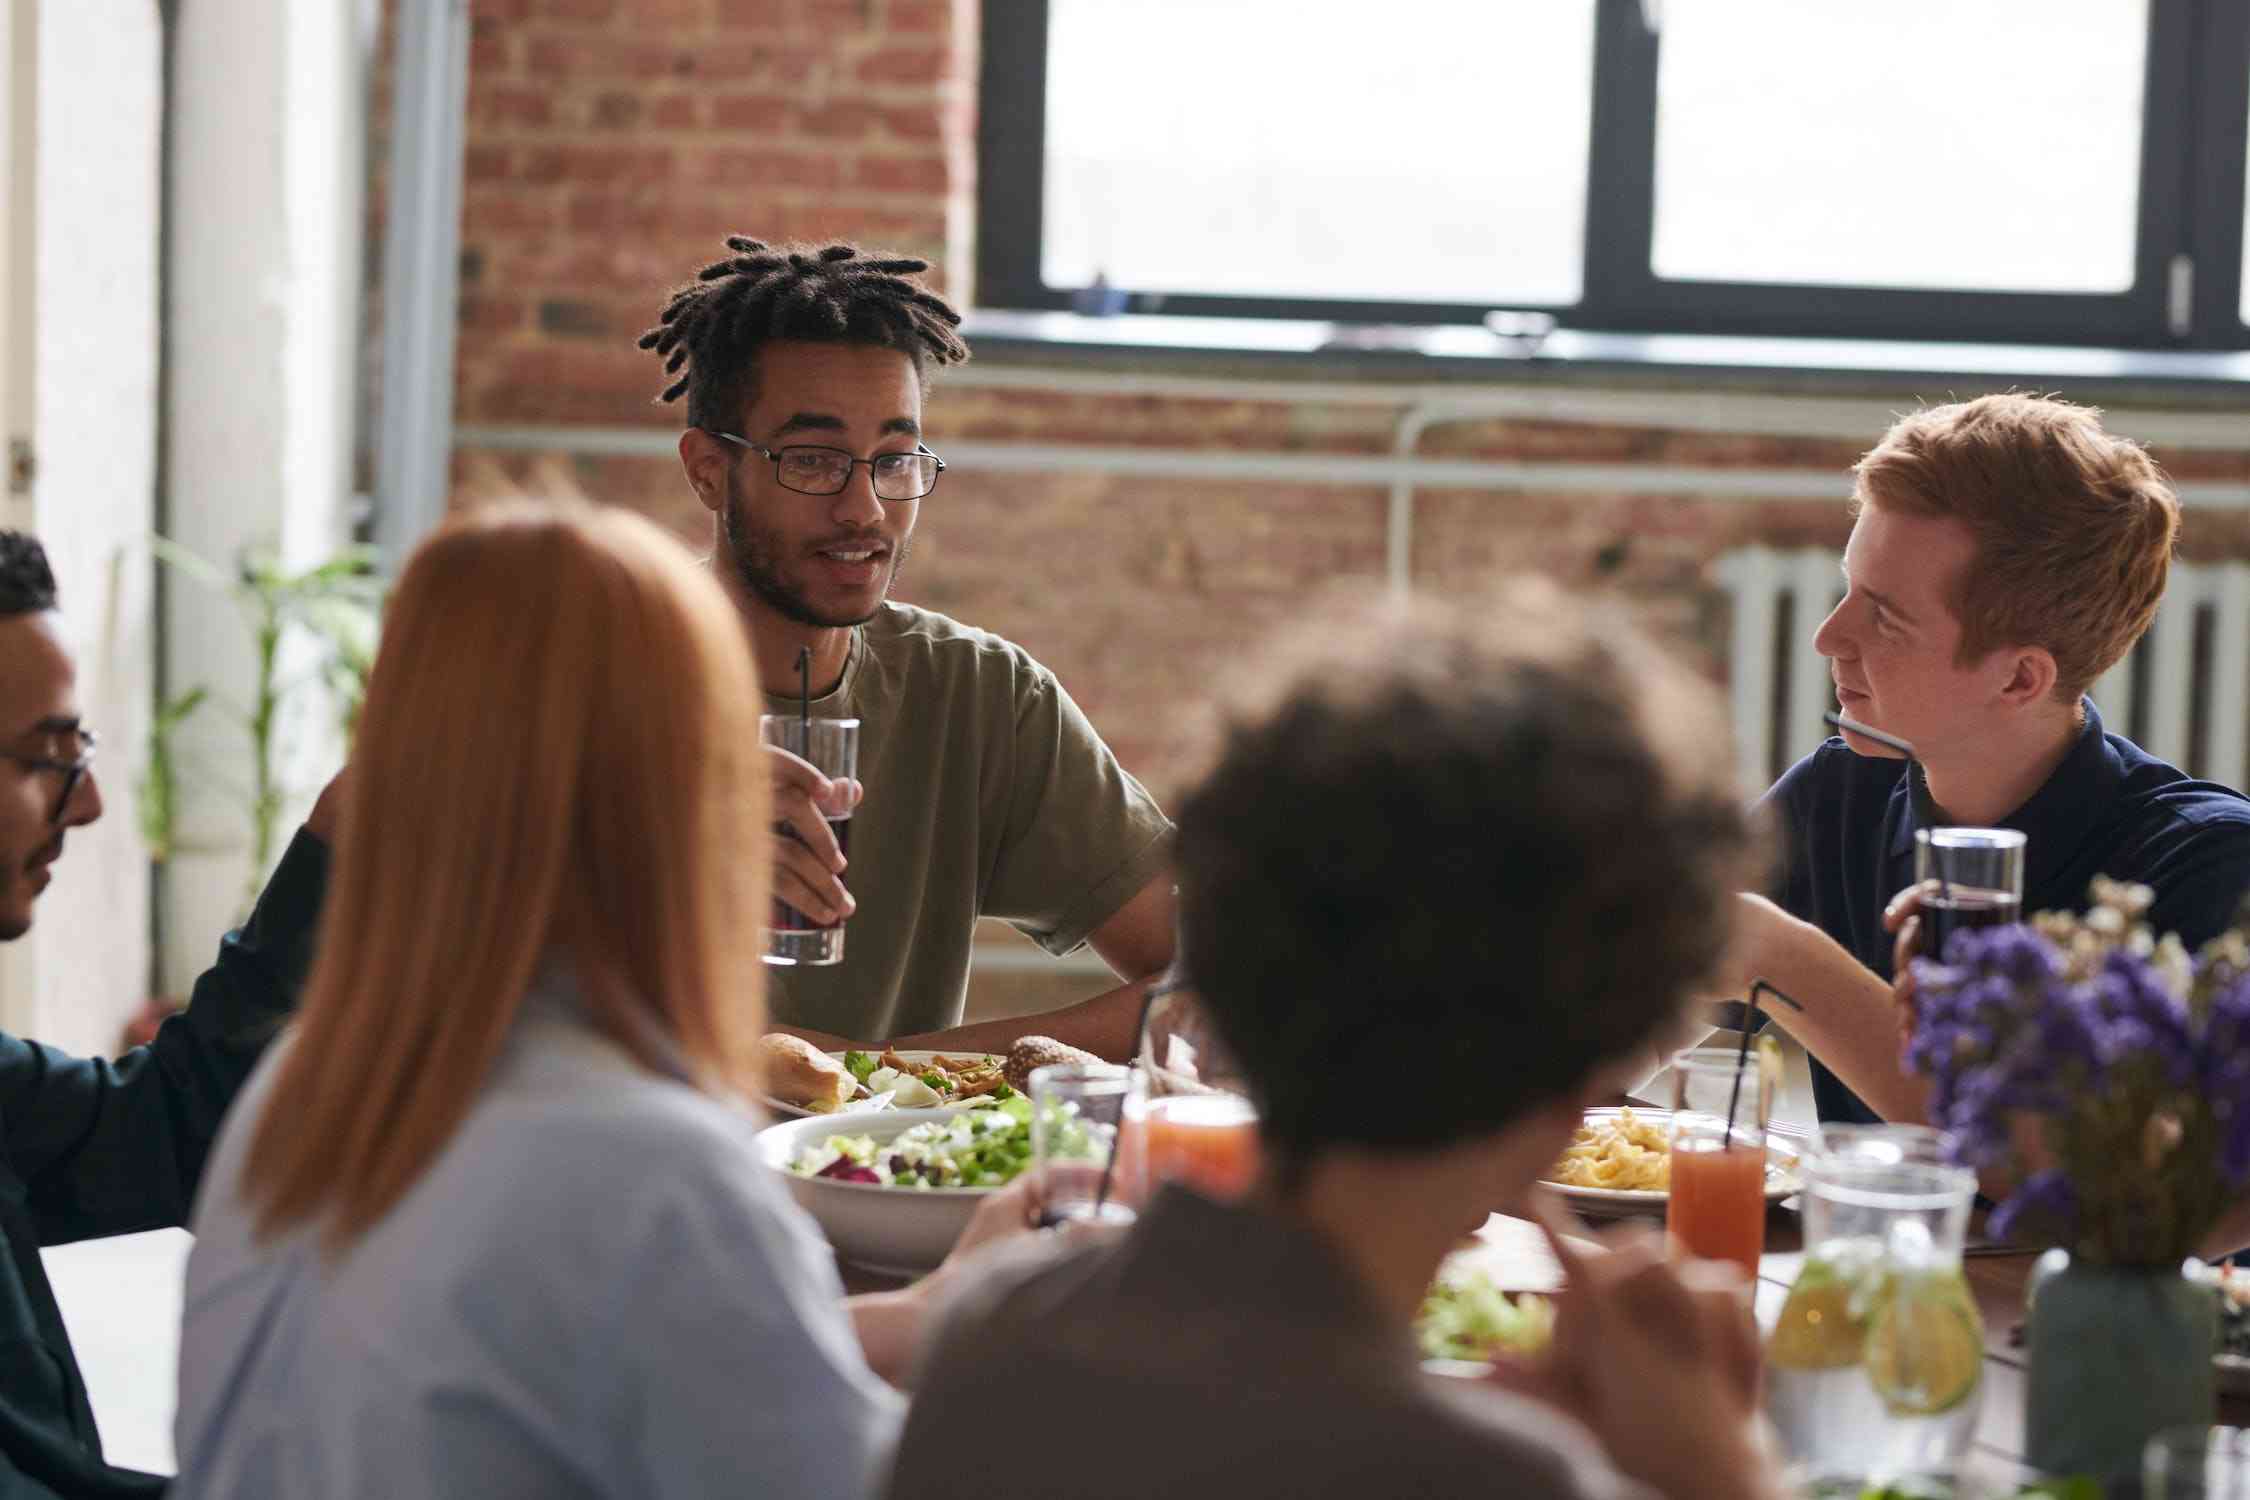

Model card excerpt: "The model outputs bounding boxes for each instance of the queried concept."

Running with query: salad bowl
[757,1107,1011,1276]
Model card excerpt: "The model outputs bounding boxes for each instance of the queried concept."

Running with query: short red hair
[1852,394,2178,699]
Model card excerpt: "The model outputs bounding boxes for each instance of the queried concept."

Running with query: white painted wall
[4,0,162,1057]
[163,0,363,990]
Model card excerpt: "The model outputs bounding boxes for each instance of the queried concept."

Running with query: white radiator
[1712,547,2250,796]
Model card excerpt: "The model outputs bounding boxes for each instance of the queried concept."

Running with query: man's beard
[722,493,909,630]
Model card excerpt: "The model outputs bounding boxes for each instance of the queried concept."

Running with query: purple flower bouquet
[1908,878,2250,1266]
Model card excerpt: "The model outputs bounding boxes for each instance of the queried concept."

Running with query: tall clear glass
[1667,1045,1771,1279]
[1767,1125,1984,1489]
[1028,1063,1134,1228]
[2148,1426,2250,1497]
[760,715,858,966]
[1913,827,2026,962]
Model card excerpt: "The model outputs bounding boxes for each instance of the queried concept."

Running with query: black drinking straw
[796,645,811,741]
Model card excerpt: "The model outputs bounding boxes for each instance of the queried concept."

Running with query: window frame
[976,0,2250,351]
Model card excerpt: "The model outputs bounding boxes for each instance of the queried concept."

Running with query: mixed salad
[1414,1269,1553,1363]
[790,1095,1061,1189]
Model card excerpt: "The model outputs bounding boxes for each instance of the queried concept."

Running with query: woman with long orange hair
[171,502,1026,1499]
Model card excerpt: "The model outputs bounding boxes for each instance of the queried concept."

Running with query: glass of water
[2148,1427,2250,1498]
[1028,1063,1135,1228]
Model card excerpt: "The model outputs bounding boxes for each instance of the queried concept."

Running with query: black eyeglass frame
[0,726,98,827]
[708,430,947,502]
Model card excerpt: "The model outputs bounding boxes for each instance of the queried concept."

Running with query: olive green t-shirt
[763,603,1173,1043]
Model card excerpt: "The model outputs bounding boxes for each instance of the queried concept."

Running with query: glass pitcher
[1766,1125,1985,1489]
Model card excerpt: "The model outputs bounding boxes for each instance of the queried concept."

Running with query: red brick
[589,91,644,128]
[856,44,946,86]
[470,32,514,74]
[803,0,875,26]
[714,0,792,26]
[698,146,843,189]
[878,102,943,141]
[795,101,872,138]
[533,0,617,19]
[459,293,531,335]
[553,143,677,182]
[711,91,791,130]
[854,152,949,194]
[649,94,701,128]
[469,81,555,129]
[463,143,512,181]
[461,188,560,233]
[886,0,949,33]
[476,0,534,20]
[528,35,682,77]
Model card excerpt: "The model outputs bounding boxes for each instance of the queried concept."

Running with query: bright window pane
[1652,0,2146,293]
[1042,0,1595,307]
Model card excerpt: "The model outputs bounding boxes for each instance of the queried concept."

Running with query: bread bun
[756,1033,853,1113]
[1002,1035,1106,1092]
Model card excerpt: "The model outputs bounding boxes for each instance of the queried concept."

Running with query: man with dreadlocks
[0,531,336,1496]
[642,238,1174,1055]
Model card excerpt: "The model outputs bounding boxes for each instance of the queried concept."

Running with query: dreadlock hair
[0,533,56,616]
[637,237,971,432]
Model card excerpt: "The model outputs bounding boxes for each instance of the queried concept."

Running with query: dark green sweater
[0,830,326,1497]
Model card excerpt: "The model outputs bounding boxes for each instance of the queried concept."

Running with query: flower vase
[2025,1249,2217,1482]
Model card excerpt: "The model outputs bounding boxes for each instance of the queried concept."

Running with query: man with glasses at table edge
[1724,394,2250,1130]
[0,531,338,1497]
[642,238,1175,1058]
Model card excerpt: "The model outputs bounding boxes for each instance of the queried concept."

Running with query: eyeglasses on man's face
[0,724,97,827]
[708,431,946,502]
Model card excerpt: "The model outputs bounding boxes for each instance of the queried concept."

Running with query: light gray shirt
[172,979,900,1499]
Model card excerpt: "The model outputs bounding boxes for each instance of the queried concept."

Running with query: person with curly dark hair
[889,583,1789,1500]
[0,531,338,1496]
[642,238,1174,1058]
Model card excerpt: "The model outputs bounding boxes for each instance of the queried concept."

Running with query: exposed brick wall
[441,0,976,431]
[423,0,2250,828]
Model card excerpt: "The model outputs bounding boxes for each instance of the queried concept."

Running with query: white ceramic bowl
[757,1108,996,1276]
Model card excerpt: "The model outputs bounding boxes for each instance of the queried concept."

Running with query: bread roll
[1003,1035,1106,1092]
[756,1033,853,1113]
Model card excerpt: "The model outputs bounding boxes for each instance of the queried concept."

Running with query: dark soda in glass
[1917,886,2021,961]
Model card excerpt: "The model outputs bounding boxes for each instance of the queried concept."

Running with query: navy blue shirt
[1766,700,2250,1123]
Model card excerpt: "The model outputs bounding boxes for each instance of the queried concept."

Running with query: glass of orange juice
[1666,1045,1771,1279]
[1123,982,1262,1202]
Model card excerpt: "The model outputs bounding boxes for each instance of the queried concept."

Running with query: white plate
[763,1049,1007,1119]
[1541,1106,1810,1218]
[757,1108,999,1275]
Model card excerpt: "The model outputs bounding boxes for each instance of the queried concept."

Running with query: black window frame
[977,0,2250,351]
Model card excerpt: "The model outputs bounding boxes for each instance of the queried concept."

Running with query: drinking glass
[1667,1045,1771,1279]
[1913,827,2026,962]
[1028,1063,1135,1228]
[1125,980,1261,1202]
[760,715,858,966]
[2148,1426,2250,1498]
[1767,1125,1984,1488]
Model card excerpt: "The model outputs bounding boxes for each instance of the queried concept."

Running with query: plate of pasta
[1543,1106,1810,1217]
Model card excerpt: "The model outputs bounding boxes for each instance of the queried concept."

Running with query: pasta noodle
[1547,1108,1671,1191]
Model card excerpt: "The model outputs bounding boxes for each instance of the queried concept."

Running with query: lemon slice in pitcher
[1767,1258,1867,1371]
[1863,1271,1983,1416]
